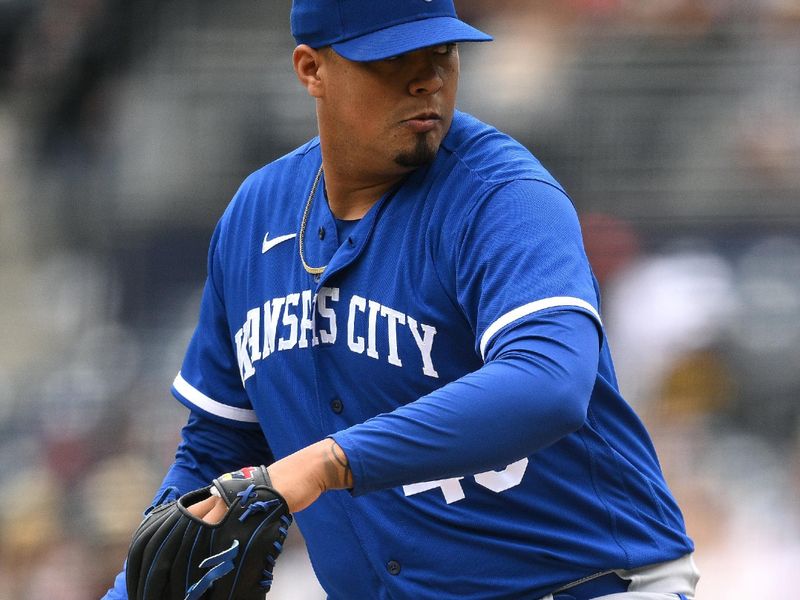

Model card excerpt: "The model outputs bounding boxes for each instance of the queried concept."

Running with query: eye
[432,43,457,55]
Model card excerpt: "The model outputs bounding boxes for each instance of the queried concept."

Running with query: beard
[393,133,439,169]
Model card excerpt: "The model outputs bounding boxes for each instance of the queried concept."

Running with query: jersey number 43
[403,458,529,504]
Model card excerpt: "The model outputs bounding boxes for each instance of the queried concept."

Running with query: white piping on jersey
[479,296,602,361]
[173,371,259,423]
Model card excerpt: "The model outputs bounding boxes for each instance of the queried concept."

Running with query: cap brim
[331,16,492,62]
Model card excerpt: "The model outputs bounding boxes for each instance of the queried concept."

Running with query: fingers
[204,498,228,524]
[186,495,216,518]
[186,495,228,524]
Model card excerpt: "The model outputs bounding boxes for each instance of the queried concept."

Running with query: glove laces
[234,486,293,590]
[260,515,293,590]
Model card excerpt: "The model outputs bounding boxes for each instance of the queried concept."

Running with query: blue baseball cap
[290,0,492,62]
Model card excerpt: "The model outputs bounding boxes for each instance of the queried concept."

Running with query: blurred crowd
[1,1,799,598]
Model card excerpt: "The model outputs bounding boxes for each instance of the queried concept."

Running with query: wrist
[264,439,353,513]
[326,439,353,490]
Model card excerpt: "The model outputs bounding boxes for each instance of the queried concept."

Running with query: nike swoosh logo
[262,232,297,254]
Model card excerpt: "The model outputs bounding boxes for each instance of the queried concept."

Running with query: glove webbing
[184,540,239,600]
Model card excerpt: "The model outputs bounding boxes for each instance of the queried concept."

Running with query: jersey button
[318,226,326,240]
[386,560,401,576]
[330,398,344,414]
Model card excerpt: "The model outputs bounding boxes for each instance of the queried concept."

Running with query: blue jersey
[172,111,693,599]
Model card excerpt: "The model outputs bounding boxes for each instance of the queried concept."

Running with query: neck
[323,170,404,220]
[319,145,409,221]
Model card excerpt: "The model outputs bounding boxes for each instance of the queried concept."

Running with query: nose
[407,52,444,96]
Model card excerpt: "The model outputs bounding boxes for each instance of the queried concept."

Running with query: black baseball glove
[126,466,292,600]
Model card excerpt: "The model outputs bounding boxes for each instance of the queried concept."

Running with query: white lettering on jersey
[263,297,285,358]
[317,287,339,344]
[366,300,381,359]
[235,289,439,380]
[298,290,314,349]
[380,305,406,367]
[234,307,260,382]
[407,316,439,378]
[348,295,367,354]
[403,458,530,504]
[278,293,300,351]
[310,292,321,347]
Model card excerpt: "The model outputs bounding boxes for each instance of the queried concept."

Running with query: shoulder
[426,112,575,239]
[438,111,565,194]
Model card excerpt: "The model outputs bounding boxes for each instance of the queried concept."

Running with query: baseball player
[105,1,699,599]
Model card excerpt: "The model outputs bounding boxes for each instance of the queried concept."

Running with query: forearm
[267,439,353,512]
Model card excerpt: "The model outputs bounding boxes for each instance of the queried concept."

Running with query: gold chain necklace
[298,164,326,275]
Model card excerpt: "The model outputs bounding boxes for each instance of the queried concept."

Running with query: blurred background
[1,0,799,597]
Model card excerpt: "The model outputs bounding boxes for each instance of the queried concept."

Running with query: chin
[393,135,440,169]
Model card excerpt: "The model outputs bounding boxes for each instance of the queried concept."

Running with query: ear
[293,45,325,98]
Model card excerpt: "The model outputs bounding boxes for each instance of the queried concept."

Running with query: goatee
[394,134,438,168]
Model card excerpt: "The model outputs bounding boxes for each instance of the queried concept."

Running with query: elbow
[501,349,596,448]
[546,368,594,436]
[560,390,590,434]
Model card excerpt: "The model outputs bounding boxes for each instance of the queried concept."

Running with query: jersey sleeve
[171,219,260,429]
[332,310,600,495]
[455,179,602,361]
